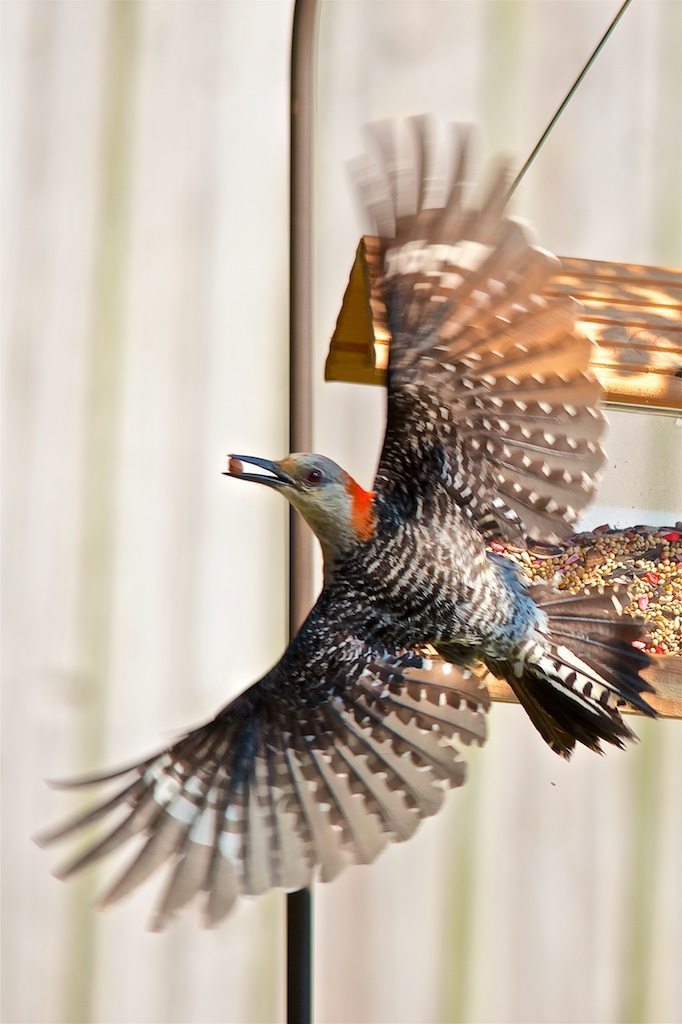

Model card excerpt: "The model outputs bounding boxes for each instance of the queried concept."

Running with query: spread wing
[353,118,605,542]
[38,596,488,929]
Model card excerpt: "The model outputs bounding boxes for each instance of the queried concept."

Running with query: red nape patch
[346,478,376,540]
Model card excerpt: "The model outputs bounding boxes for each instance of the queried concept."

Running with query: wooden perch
[484,658,682,720]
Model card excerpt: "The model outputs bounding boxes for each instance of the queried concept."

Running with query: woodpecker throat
[226,452,375,580]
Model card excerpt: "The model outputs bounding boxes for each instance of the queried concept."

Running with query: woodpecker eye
[306,468,323,485]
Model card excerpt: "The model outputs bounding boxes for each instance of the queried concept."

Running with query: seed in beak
[228,457,244,476]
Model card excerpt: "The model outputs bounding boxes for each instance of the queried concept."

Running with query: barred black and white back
[353,118,606,542]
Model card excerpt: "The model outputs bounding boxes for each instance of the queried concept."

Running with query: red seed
[662,531,680,542]
[638,595,649,611]
[564,552,580,565]
[655,645,664,655]
[645,571,660,585]
[489,541,505,553]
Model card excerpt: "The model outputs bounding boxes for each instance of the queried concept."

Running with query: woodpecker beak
[223,454,296,489]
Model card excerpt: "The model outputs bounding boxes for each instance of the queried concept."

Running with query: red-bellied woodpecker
[38,120,654,929]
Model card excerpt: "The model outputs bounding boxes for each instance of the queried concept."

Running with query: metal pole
[289,1,317,1021]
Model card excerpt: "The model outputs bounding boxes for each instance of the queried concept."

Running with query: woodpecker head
[225,452,375,578]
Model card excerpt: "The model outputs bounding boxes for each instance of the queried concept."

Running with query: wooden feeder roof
[326,237,682,413]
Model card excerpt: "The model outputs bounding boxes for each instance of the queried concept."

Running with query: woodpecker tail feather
[36,652,487,929]
[492,586,656,757]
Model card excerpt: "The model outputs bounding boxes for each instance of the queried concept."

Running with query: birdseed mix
[490,524,682,656]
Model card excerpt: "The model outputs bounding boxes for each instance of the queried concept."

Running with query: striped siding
[3,2,680,1023]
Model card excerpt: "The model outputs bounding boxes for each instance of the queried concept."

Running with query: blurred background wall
[2,2,680,1022]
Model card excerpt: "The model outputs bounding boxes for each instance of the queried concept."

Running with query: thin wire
[508,0,633,198]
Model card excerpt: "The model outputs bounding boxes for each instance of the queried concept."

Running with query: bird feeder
[325,238,682,716]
